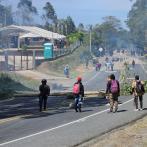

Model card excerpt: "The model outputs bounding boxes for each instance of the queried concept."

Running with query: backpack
[73,83,80,94]
[111,80,118,94]
[135,81,143,94]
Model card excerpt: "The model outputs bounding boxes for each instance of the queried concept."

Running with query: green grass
[0,45,90,100]
[37,45,90,78]
[0,72,39,100]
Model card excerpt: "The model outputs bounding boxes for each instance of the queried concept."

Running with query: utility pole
[4,10,7,26]
[90,28,91,53]
[89,25,92,56]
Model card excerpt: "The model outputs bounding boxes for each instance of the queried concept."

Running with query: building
[0,25,66,49]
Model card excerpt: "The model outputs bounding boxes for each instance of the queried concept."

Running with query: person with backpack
[132,75,145,111]
[106,74,120,113]
[39,79,50,112]
[73,77,84,112]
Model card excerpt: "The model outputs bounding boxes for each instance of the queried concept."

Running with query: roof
[0,25,66,39]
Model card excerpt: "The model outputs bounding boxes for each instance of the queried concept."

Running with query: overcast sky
[5,0,134,27]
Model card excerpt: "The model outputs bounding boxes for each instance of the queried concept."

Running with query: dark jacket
[39,84,50,97]
[106,80,120,95]
[74,81,84,97]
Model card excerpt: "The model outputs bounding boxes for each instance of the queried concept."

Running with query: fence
[0,41,80,71]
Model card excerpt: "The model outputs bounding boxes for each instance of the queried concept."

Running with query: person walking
[73,77,84,112]
[106,74,120,113]
[132,75,145,111]
[105,75,111,105]
[64,64,69,78]
[39,79,50,112]
[132,60,135,68]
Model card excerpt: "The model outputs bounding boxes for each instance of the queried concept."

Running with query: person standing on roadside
[106,74,120,113]
[39,79,50,112]
[73,77,84,112]
[64,64,70,78]
[132,75,145,111]
[132,60,135,68]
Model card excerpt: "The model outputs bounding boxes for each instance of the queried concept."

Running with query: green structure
[44,43,53,59]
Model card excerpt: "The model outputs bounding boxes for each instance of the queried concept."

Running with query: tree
[56,19,67,35]
[65,16,76,35]
[0,4,13,26]
[42,2,57,30]
[78,23,84,32]
[17,0,37,25]
[99,16,122,54]
[127,0,147,52]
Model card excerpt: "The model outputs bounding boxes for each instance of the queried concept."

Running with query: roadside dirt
[78,115,147,147]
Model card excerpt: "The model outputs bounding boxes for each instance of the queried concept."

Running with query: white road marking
[84,72,100,85]
[105,70,117,73]
[0,98,133,146]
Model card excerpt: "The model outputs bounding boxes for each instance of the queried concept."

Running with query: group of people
[106,74,145,112]
[38,74,145,113]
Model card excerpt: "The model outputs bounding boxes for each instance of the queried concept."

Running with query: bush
[0,89,14,99]
[120,83,132,95]
[120,80,147,96]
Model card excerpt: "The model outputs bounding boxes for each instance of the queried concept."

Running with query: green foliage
[42,1,57,24]
[17,0,37,25]
[127,0,147,50]
[0,72,36,99]
[65,16,76,35]
[0,4,13,26]
[120,82,132,95]
[0,73,15,99]
[67,32,84,44]
[144,80,147,92]
[120,80,147,96]
[90,16,130,55]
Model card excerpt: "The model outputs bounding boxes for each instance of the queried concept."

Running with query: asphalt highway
[0,64,146,147]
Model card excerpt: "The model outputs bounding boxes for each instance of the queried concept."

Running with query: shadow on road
[0,96,71,120]
[116,110,127,113]
[0,96,121,120]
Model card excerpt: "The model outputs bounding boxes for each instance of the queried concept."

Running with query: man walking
[39,79,50,112]
[132,75,145,111]
[106,74,120,113]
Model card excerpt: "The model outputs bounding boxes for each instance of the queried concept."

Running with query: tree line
[0,0,146,55]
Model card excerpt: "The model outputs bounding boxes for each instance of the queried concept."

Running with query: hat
[77,77,82,81]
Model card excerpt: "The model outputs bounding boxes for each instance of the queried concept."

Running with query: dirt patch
[78,115,147,147]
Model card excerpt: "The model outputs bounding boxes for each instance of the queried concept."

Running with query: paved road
[0,64,147,147]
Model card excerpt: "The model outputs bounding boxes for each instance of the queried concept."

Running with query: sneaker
[75,109,78,112]
[140,108,143,111]
[134,109,139,111]
[108,109,113,113]
[113,108,118,113]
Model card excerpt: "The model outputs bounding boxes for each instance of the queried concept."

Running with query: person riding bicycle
[73,77,84,112]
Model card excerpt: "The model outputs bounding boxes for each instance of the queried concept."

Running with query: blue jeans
[74,96,83,112]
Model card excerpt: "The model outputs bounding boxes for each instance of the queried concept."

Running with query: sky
[4,0,134,28]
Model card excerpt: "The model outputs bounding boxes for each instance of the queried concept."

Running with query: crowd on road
[39,69,145,113]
